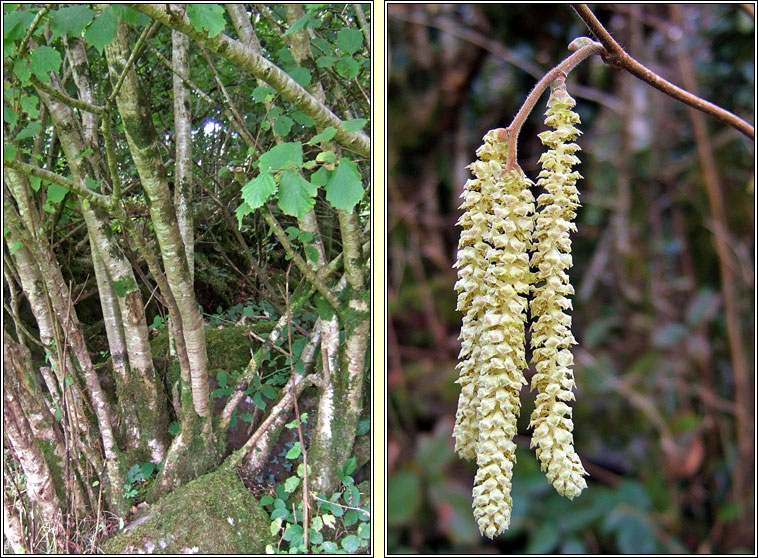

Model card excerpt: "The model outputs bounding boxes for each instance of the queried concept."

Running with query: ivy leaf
[51,5,94,41]
[287,66,311,87]
[335,56,360,79]
[46,182,68,204]
[308,126,337,145]
[277,169,316,219]
[241,173,277,211]
[187,4,226,38]
[14,122,41,141]
[258,142,303,173]
[325,158,364,211]
[30,46,62,83]
[337,29,363,54]
[340,118,368,133]
[85,7,118,55]
[272,115,294,137]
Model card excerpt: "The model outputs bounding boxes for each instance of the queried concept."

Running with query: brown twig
[571,4,754,140]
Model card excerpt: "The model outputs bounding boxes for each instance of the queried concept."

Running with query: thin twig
[571,3,754,139]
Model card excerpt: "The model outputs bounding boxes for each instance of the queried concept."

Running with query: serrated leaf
[258,142,303,173]
[269,517,282,536]
[309,126,337,145]
[335,56,360,79]
[261,385,276,399]
[241,173,277,211]
[252,85,276,102]
[15,122,41,141]
[358,522,370,539]
[283,524,303,542]
[341,535,360,553]
[140,462,155,478]
[187,4,226,38]
[287,66,311,87]
[13,59,30,83]
[112,5,148,26]
[20,95,39,118]
[278,169,316,220]
[46,182,68,204]
[31,46,62,83]
[325,158,363,211]
[51,5,93,41]
[4,106,18,127]
[235,202,252,228]
[322,514,336,529]
[217,370,228,388]
[291,111,315,127]
[4,9,35,42]
[344,509,358,526]
[316,151,336,164]
[284,475,300,493]
[316,55,336,68]
[4,144,17,162]
[337,28,363,54]
[273,115,294,137]
[260,494,274,507]
[169,421,180,435]
[85,7,118,54]
[253,392,266,410]
[286,442,302,460]
[340,118,368,133]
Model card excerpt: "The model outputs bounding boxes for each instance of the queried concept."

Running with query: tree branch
[571,3,754,140]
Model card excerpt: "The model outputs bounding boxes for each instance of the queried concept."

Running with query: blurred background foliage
[387,4,754,554]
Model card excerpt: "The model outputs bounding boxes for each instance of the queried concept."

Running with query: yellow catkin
[528,80,588,499]
[454,129,535,537]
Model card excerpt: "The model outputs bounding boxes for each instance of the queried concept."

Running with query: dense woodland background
[387,4,754,554]
[3,3,370,554]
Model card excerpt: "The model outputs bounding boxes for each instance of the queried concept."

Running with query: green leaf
[169,421,180,436]
[356,417,370,436]
[140,462,155,479]
[261,385,276,399]
[284,13,311,36]
[151,314,165,329]
[316,55,336,68]
[76,147,94,159]
[4,9,35,42]
[316,151,336,164]
[325,159,363,211]
[258,142,303,173]
[260,494,274,507]
[388,470,422,526]
[304,245,320,265]
[253,392,266,410]
[111,5,148,26]
[340,118,368,133]
[252,85,276,102]
[335,56,360,79]
[321,541,337,553]
[235,202,252,228]
[277,47,296,67]
[284,475,300,493]
[54,408,62,421]
[30,177,41,192]
[187,4,226,38]
[217,370,228,389]
[85,177,100,192]
[344,509,358,526]
[341,535,360,553]
[9,241,22,255]
[51,5,94,41]
[358,522,370,539]
[308,126,337,145]
[314,293,335,321]
[277,169,316,220]
[112,276,136,297]
[85,7,118,54]
[4,106,18,127]
[286,442,302,460]
[337,28,363,54]
[282,524,303,542]
[269,517,283,537]
[291,111,315,128]
[65,376,73,387]
[240,412,255,423]
[20,94,39,118]
[285,226,300,240]
[342,457,357,476]
[14,122,41,141]
[46,182,68,204]
[13,59,31,83]
[241,173,277,211]
[287,67,311,87]
[30,46,62,83]
[273,115,294,137]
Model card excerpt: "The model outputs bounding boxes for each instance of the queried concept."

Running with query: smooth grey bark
[104,21,211,419]
[172,26,194,283]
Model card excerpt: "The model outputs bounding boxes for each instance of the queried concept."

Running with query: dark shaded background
[386,4,755,554]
